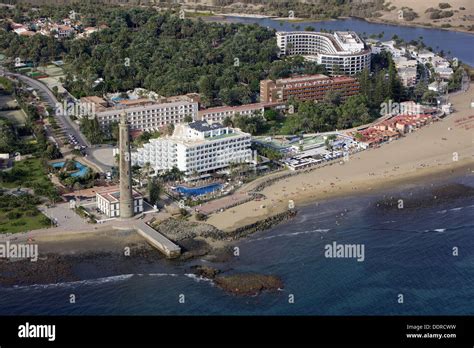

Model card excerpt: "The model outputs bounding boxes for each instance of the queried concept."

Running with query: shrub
[195,212,207,221]
[11,221,26,226]
[25,209,40,217]
[7,211,22,219]
[403,10,418,21]
[439,3,451,9]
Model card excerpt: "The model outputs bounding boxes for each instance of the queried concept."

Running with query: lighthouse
[118,111,134,218]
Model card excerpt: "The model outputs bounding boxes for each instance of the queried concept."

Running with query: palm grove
[0,4,406,138]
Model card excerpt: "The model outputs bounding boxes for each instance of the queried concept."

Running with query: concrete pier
[134,221,181,258]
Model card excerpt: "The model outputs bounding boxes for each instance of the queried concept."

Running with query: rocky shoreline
[190,265,283,296]
[0,243,162,287]
[149,209,297,262]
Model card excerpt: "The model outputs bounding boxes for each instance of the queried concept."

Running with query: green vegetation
[195,212,207,221]
[0,191,51,233]
[252,143,283,161]
[0,158,60,201]
[426,8,454,19]
[80,116,119,145]
[439,3,452,9]
[233,113,266,134]
[280,94,372,134]
[447,65,465,92]
[53,159,95,190]
[0,76,14,94]
[400,8,418,22]
[133,130,160,147]
[0,5,326,108]
[148,177,162,206]
[179,208,189,218]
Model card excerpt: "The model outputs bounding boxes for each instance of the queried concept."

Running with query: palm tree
[140,162,153,186]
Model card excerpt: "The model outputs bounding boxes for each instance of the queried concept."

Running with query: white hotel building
[276,31,371,75]
[80,96,198,132]
[198,102,285,124]
[132,121,252,175]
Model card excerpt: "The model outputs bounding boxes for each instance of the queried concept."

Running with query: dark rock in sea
[190,265,220,279]
[204,246,234,263]
[0,255,78,286]
[374,183,474,211]
[178,238,211,261]
[214,273,284,296]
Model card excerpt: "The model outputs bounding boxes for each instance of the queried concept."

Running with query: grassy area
[0,158,55,194]
[0,209,51,233]
[0,192,51,233]
[183,11,216,18]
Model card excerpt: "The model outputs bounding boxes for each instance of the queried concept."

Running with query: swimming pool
[175,183,222,197]
[51,161,89,177]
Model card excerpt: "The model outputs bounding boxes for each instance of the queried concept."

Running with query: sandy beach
[207,85,474,232]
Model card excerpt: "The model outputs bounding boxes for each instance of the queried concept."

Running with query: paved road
[1,66,111,172]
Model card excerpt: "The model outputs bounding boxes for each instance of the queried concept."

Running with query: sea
[1,171,473,315]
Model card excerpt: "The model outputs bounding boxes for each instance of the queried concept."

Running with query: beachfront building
[132,121,252,176]
[434,66,454,80]
[276,31,371,75]
[96,187,144,218]
[393,57,418,87]
[80,94,199,132]
[428,81,448,93]
[260,74,359,103]
[349,113,435,148]
[370,40,406,58]
[198,102,285,124]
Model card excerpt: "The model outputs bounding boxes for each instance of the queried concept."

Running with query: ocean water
[0,174,473,315]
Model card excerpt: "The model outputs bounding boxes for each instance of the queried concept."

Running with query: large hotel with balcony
[80,94,199,132]
[260,74,360,103]
[276,31,371,75]
[131,121,252,176]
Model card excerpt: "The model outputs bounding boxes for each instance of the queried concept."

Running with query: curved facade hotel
[276,31,371,75]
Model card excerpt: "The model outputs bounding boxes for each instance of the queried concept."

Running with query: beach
[206,85,474,232]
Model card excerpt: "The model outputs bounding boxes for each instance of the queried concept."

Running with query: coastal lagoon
[222,17,474,66]
[1,173,473,315]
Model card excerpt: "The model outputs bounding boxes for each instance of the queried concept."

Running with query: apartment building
[393,57,418,87]
[198,102,285,123]
[276,31,371,75]
[132,121,252,176]
[260,74,359,103]
[80,94,199,132]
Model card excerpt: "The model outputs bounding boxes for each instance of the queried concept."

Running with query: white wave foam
[249,228,330,242]
[184,273,214,284]
[11,274,135,290]
[148,273,179,277]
